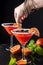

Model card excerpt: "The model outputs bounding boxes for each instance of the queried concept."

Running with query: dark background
[0,0,43,65]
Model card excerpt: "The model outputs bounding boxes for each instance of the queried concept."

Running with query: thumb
[14,13,19,23]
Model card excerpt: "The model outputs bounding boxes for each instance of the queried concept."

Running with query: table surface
[0,44,43,65]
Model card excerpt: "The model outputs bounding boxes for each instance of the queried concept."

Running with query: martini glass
[1,23,22,51]
[11,28,34,60]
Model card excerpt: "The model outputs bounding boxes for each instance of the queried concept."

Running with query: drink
[11,28,33,60]
[4,26,19,35]
[13,32,32,46]
[11,29,33,46]
[2,23,21,35]
[1,23,22,51]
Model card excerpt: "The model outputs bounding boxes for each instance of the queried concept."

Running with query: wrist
[24,0,34,14]
[24,0,39,13]
[24,0,31,14]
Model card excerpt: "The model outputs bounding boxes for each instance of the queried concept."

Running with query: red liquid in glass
[4,26,18,35]
[14,33,32,46]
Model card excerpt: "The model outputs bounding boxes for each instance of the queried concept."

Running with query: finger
[15,15,20,23]
[23,15,26,18]
[19,19,22,24]
[14,12,17,22]
[14,13,17,18]
[21,17,24,20]
[16,14,22,24]
[21,15,26,20]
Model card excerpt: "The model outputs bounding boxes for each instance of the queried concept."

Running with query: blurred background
[0,0,43,44]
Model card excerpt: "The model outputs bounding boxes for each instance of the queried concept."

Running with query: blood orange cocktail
[1,23,22,51]
[13,33,32,46]
[2,23,22,35]
[11,29,33,46]
[11,28,33,59]
[4,26,17,35]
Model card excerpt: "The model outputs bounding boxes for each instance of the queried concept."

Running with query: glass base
[5,46,12,51]
[27,60,31,64]
[5,48,10,51]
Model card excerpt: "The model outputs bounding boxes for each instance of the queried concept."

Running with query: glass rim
[11,28,34,34]
[1,23,22,27]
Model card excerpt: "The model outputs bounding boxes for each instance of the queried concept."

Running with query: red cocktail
[14,33,32,46]
[11,28,33,59]
[3,23,21,35]
[4,26,17,35]
[1,23,22,51]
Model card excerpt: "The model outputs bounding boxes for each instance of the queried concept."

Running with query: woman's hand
[14,3,28,23]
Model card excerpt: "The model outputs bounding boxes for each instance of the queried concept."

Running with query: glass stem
[22,45,25,60]
[10,35,13,48]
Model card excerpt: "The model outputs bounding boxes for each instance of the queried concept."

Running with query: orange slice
[13,23,22,28]
[29,27,40,37]
[16,59,27,65]
[10,45,21,54]
[22,48,32,56]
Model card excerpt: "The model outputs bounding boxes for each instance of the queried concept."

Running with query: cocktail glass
[1,23,22,51]
[11,28,34,60]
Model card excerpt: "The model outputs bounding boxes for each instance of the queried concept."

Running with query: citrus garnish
[10,45,21,54]
[16,59,27,65]
[22,47,32,56]
[13,23,22,28]
[29,27,40,37]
